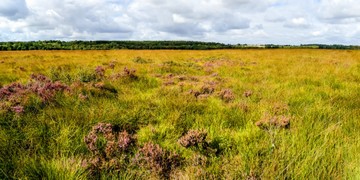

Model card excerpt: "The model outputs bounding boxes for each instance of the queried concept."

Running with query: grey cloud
[22,0,134,38]
[221,0,277,11]
[127,0,254,37]
[212,16,250,32]
[0,0,29,20]
[160,23,204,36]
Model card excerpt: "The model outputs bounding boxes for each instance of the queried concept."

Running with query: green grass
[0,49,359,179]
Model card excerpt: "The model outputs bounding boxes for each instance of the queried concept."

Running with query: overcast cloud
[0,0,359,44]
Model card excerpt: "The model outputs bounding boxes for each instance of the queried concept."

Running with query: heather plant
[78,93,88,100]
[0,74,68,113]
[255,114,291,130]
[84,123,114,155]
[200,84,215,94]
[187,83,216,99]
[0,82,28,103]
[83,123,136,176]
[178,130,208,148]
[95,66,105,79]
[255,114,291,150]
[134,142,181,178]
[108,60,116,69]
[243,90,253,97]
[218,89,235,102]
[28,75,69,102]
[188,89,201,98]
[109,67,138,81]
[11,105,24,114]
[122,67,137,79]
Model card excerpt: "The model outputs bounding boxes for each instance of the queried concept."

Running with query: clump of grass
[78,69,97,83]
[93,82,117,94]
[272,102,289,115]
[132,56,153,64]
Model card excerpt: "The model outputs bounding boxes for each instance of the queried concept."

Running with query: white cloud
[284,17,311,28]
[318,0,360,23]
[0,0,358,44]
[172,14,187,24]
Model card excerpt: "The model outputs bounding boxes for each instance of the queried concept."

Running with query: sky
[0,0,359,44]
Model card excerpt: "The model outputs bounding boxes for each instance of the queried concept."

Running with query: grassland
[0,49,359,179]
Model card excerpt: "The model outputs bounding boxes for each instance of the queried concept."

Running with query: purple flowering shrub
[178,130,221,156]
[109,67,138,81]
[83,123,136,174]
[178,130,208,148]
[218,89,235,102]
[255,114,291,130]
[108,61,116,69]
[29,74,69,102]
[95,66,105,79]
[83,123,182,177]
[0,74,69,114]
[134,142,181,178]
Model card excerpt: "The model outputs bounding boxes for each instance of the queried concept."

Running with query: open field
[0,49,359,179]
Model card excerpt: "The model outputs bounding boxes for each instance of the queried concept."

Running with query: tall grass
[0,49,359,179]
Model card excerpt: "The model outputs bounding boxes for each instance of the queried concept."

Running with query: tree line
[0,41,359,50]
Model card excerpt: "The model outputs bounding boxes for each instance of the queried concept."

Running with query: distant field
[0,49,359,179]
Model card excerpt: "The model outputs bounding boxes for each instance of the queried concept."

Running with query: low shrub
[255,115,291,130]
[134,142,181,178]
[218,89,235,102]
[178,130,208,148]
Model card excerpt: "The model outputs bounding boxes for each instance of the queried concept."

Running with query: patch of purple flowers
[95,66,105,78]
[0,74,69,114]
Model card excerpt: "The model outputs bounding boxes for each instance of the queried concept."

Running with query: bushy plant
[178,130,208,148]
[134,142,181,178]
[255,115,291,130]
[218,89,235,102]
[83,123,136,176]
[95,66,105,78]
[122,67,137,79]
[0,74,69,114]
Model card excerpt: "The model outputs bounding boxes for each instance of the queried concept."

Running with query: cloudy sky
[0,0,359,44]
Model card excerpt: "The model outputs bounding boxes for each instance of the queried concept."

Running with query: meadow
[0,49,359,179]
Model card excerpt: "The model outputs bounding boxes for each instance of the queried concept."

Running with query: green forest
[0,40,359,50]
